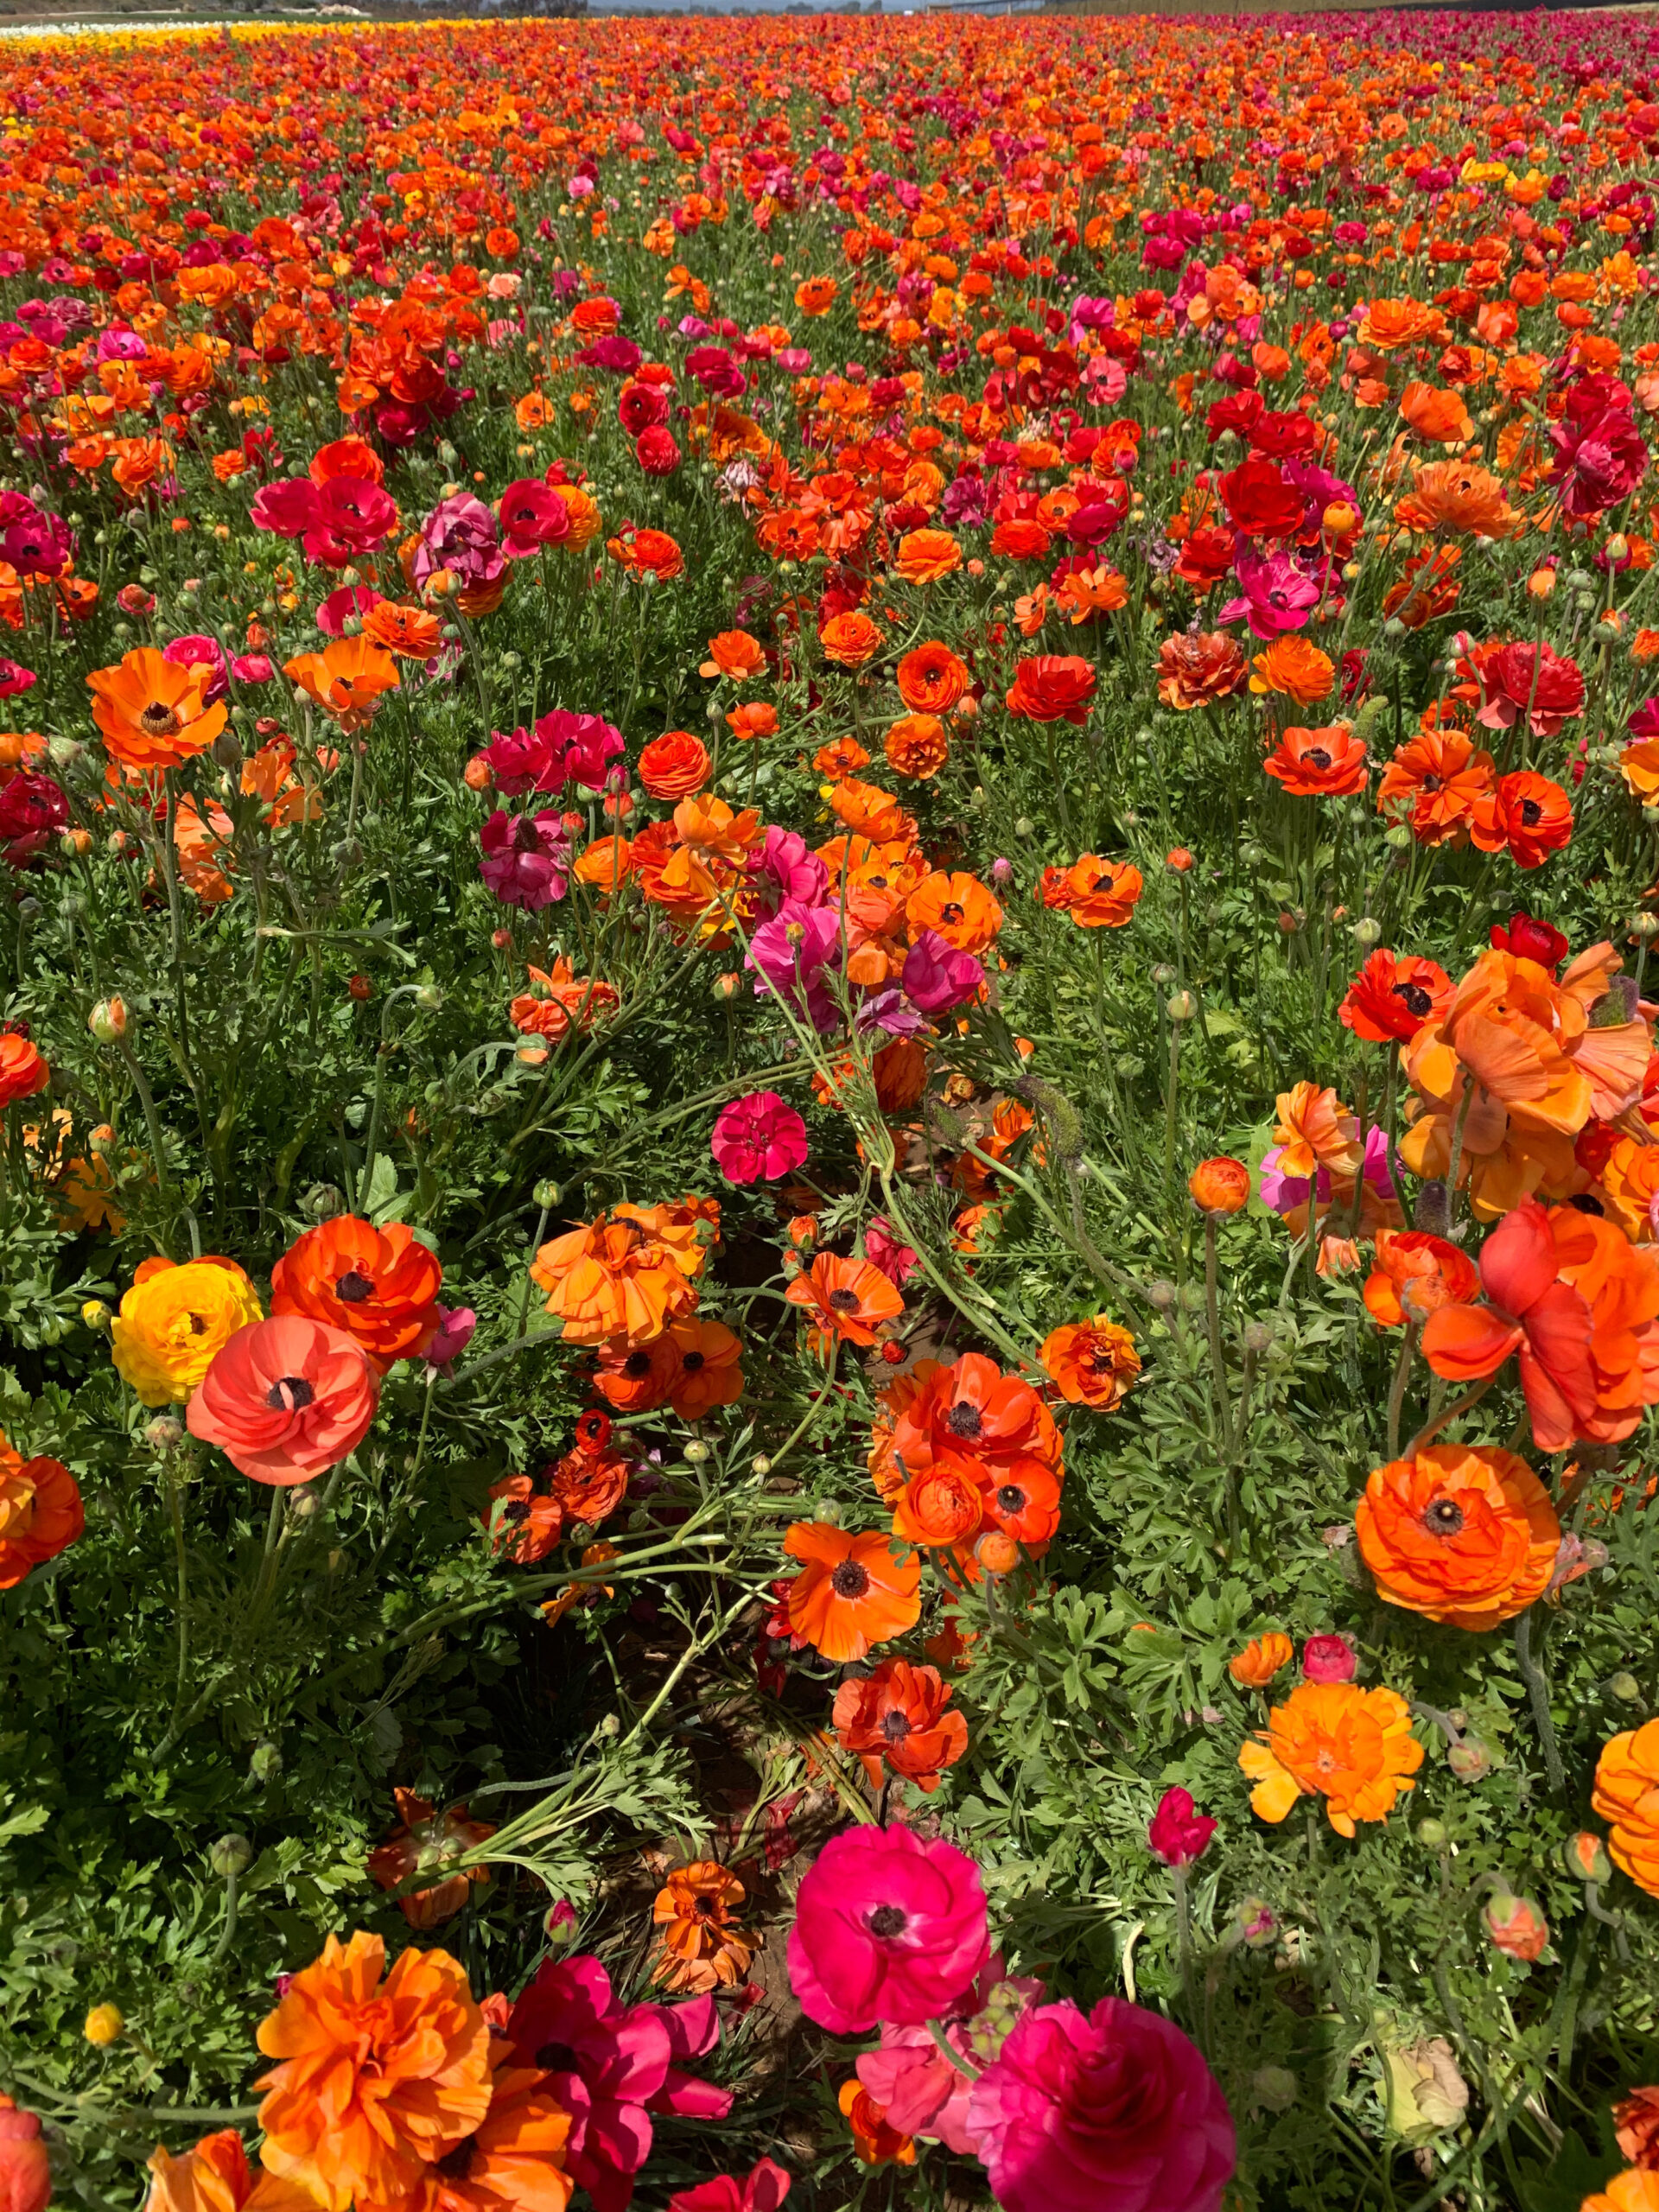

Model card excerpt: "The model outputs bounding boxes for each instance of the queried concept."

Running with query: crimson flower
[1147,1787,1216,1868]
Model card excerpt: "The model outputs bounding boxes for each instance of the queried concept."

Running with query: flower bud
[302,1182,345,1223]
[749,1454,772,1477]
[534,1179,563,1211]
[683,1440,709,1465]
[211,728,244,775]
[88,997,127,1044]
[250,1741,283,1783]
[1166,989,1198,1023]
[1562,1830,1612,1884]
[84,2003,124,2046]
[1527,566,1557,601]
[1188,1156,1250,1215]
[1351,915,1383,949]
[1446,1732,1493,1781]
[144,1416,184,1452]
[209,1833,253,1878]
[80,1298,111,1332]
[1611,1671,1643,1701]
[1416,1818,1449,1850]
[1251,2065,1298,2113]
[1482,1889,1548,1961]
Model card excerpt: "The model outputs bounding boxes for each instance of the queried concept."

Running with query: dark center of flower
[1422,773,1442,792]
[941,901,964,926]
[188,1311,208,1336]
[623,1350,653,1376]
[435,2139,480,2182]
[830,1559,871,1599]
[682,1350,706,1371]
[868,1904,908,1938]
[334,1269,374,1303]
[1305,747,1332,770]
[1393,981,1433,1017]
[828,1287,861,1313]
[1520,799,1541,826]
[1423,1496,1465,1537]
[947,1401,982,1440]
[502,1499,531,1523]
[140,700,182,736]
[1569,1192,1605,1215]
[535,2041,581,2074]
[881,1708,912,1742]
[693,1893,715,1916]
[515,815,543,851]
[266,1375,315,1413]
[996,1483,1028,1515]
[1090,873,1112,893]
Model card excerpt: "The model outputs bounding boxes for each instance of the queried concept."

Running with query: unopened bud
[1562,1831,1612,1884]
[209,1833,253,1878]
[1166,989,1198,1023]
[84,2004,124,2047]
[88,996,127,1043]
[250,1741,283,1783]
[1447,1732,1493,1782]
[144,1416,184,1452]
[1351,915,1383,949]
[1610,1670,1643,1701]
[534,1179,562,1210]
[1417,1819,1449,1850]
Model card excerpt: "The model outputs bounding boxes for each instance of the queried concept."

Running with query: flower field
[3,7,1659,2208]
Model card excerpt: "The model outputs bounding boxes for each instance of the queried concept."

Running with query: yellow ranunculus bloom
[110,1257,264,1408]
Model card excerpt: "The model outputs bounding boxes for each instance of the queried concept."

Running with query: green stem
[1513,1606,1567,1799]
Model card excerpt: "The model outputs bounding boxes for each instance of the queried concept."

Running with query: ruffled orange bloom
[651,1860,753,1993]
[389,2060,574,2212]
[1399,381,1474,444]
[829,778,917,847]
[663,1313,744,1418]
[785,1253,903,1347]
[1395,459,1523,538]
[700,629,765,681]
[608,527,683,581]
[893,528,961,585]
[0,1032,48,1109]
[283,635,399,733]
[1239,1681,1423,1837]
[783,1522,921,1662]
[590,1332,683,1414]
[1005,653,1096,724]
[88,646,226,772]
[889,1452,988,1548]
[271,1216,442,1371]
[1046,855,1142,928]
[1363,1229,1479,1327]
[366,1789,496,1930]
[726,701,779,743]
[485,1473,563,1564]
[1249,637,1333,703]
[1599,1136,1659,1243]
[1339,950,1452,1044]
[1038,1316,1140,1410]
[1262,722,1368,796]
[1356,1444,1560,1630]
[0,1452,83,1590]
[1228,1632,1293,1688]
[906,870,1002,955]
[883,712,949,779]
[896,640,969,714]
[1357,297,1445,351]
[1156,631,1248,709]
[361,601,442,659]
[820,610,883,667]
[146,2129,318,2212]
[877,1351,1061,1486]
[1273,1082,1361,1179]
[1188,1156,1251,1213]
[1581,2176,1659,2212]
[1592,1719,1659,1897]
[531,1211,699,1348]
[832,1656,968,1793]
[509,958,619,1045]
[637,732,710,800]
[255,1931,492,2210]
[1376,725,1497,848]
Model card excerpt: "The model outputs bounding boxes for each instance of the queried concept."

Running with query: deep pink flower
[865,1216,920,1289]
[902,931,983,1016]
[667,2159,791,2212]
[710,1091,809,1185]
[305,476,397,564]
[315,584,384,638]
[1301,1631,1357,1682]
[251,477,322,539]
[637,426,682,476]
[484,710,625,796]
[480,809,571,912]
[786,1823,989,2035]
[1629,698,1659,741]
[507,1954,733,2212]
[412,493,504,593]
[1549,403,1649,523]
[232,654,275,685]
[162,633,229,705]
[499,478,572,559]
[1217,548,1321,639]
[1147,1787,1216,1869]
[965,1997,1236,2212]
[0,659,36,700]
[424,1306,477,1370]
[0,771,68,866]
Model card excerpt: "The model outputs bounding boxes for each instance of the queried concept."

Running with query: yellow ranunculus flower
[110,1257,264,1408]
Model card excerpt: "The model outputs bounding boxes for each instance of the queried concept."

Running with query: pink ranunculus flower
[855,1960,1042,2156]
[162,632,230,705]
[1301,1630,1357,1682]
[1147,1787,1216,1868]
[865,1215,919,1289]
[480,808,571,912]
[709,1090,809,1185]
[786,1823,989,2035]
[423,1305,478,1371]
[965,1996,1236,2212]
[902,930,983,1016]
[666,2159,791,2212]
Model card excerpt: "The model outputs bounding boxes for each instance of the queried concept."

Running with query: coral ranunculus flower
[255,1931,492,2211]
[0,1032,48,1108]
[271,1216,443,1371]
[1356,1444,1560,1630]
[1395,460,1523,539]
[365,1787,496,1930]
[896,641,969,714]
[111,1256,265,1407]
[1239,1681,1423,1836]
[1005,655,1096,724]
[832,1656,968,1793]
[1038,1316,1141,1409]
[652,1860,754,1993]
[1052,855,1142,929]
[281,636,399,733]
[0,1453,83,1590]
[786,1822,988,2034]
[1249,637,1334,703]
[1188,1156,1251,1214]
[785,1254,904,1347]
[637,730,711,799]
[783,1522,921,1662]
[88,646,227,771]
[1156,631,1248,710]
[1273,1082,1361,1179]
[1592,1719,1659,1898]
[531,1211,697,1347]
[1262,722,1368,796]
[1338,950,1453,1044]
[187,1315,380,1486]
[1228,1632,1293,1688]
[1363,1229,1479,1328]
[145,2127,320,2212]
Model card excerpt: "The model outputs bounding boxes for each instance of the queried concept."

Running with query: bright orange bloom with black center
[1376,725,1497,849]
[1262,722,1369,797]
[485,1474,563,1563]
[1338,949,1453,1044]
[663,1314,744,1419]
[896,640,969,714]
[832,1656,968,1794]
[880,1351,1061,1483]
[1362,1229,1479,1328]
[1038,1316,1141,1410]
[1048,855,1142,929]
[905,870,1002,955]
[783,1522,920,1662]
[651,1860,753,1993]
[1356,1443,1560,1630]
[282,636,399,734]
[88,646,227,772]
[255,1930,493,2211]
[785,1253,904,1347]
[271,1215,443,1371]
[365,1787,496,1931]
[1239,1681,1423,1837]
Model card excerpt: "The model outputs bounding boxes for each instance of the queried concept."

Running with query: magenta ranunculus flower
[666,2159,791,2212]
[1301,1630,1358,1682]
[965,1996,1236,2212]
[709,1091,809,1185]
[902,931,983,1016]
[785,1823,989,2035]
[1147,1786,1216,1869]
[480,808,571,912]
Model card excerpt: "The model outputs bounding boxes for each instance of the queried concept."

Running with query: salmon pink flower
[1421,1200,1597,1452]
[187,1315,379,1485]
[787,1824,988,2035]
[709,1092,808,1185]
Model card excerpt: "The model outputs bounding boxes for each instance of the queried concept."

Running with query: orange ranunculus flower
[699,630,765,682]
[1249,637,1334,703]
[146,2128,319,2212]
[652,1860,753,1993]
[1581,2176,1659,2212]
[591,1332,683,1414]
[271,1216,443,1371]
[1600,1137,1659,1244]
[1273,1081,1361,1179]
[896,641,969,714]
[1262,722,1368,796]
[531,1211,698,1348]
[819,610,884,668]
[572,837,634,895]
[878,1351,1061,1484]
[673,792,760,865]
[829,778,917,848]
[1339,950,1453,1044]
[1376,725,1497,848]
[1156,631,1248,710]
[1228,1632,1293,1688]
[0,1031,49,1108]
[1188,1156,1251,1214]
[785,1253,904,1347]
[485,1473,563,1563]
[0,1452,83,1590]
[282,636,399,734]
[1399,381,1474,444]
[608,527,683,581]
[1357,297,1445,352]
[1395,459,1524,539]
[726,701,779,742]
[1363,1229,1479,1328]
[1005,653,1096,725]
[841,2076,917,2168]
[890,1453,987,1548]
[1038,1316,1140,1410]
[360,601,442,660]
[188,1316,379,1486]
[1239,1681,1423,1837]
[833,1656,968,1794]
[893,529,961,585]
[1050,855,1141,929]
[794,275,837,315]
[1592,1719,1659,1898]
[816,736,871,782]
[365,1788,496,1930]
[88,646,227,772]
[637,730,710,798]
[411,2061,574,2212]
[255,1931,493,2210]
[783,1522,921,1662]
[1356,1444,1560,1631]
[509,958,619,1044]
[1621,738,1659,804]
[906,871,1002,955]
[883,712,949,780]
[664,1313,744,1419]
